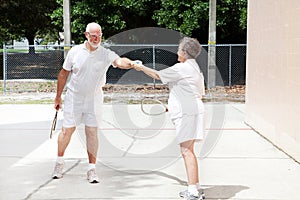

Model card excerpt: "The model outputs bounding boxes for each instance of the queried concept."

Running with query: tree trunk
[27,35,35,54]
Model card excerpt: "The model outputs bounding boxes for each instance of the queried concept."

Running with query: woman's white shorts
[171,113,205,144]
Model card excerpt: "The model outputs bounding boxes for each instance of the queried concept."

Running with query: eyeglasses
[177,49,185,56]
[87,32,102,40]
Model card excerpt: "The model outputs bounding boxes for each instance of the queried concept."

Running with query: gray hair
[85,22,102,32]
[179,37,202,59]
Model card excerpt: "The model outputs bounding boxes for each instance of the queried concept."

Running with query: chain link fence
[1,44,246,93]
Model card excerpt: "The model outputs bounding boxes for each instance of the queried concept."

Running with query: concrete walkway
[0,103,299,200]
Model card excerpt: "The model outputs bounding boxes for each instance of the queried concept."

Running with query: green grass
[0,48,61,53]
[1,48,28,53]
[0,99,53,105]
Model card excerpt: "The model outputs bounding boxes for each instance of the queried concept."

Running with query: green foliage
[50,0,163,43]
[0,0,247,45]
[0,0,59,45]
[153,0,209,36]
[153,0,247,43]
[216,0,247,43]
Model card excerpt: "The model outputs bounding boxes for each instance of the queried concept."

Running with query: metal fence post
[3,44,7,94]
[229,44,232,86]
[152,44,156,87]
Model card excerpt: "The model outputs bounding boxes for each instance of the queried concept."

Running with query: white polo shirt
[63,41,119,96]
[157,59,205,119]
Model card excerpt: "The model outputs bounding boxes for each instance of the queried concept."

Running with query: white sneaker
[52,162,64,179]
[184,192,200,200]
[179,189,205,199]
[87,168,99,183]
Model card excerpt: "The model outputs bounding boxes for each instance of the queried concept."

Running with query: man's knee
[85,126,98,136]
[60,127,75,138]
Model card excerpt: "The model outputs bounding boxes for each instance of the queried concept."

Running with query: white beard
[88,40,100,48]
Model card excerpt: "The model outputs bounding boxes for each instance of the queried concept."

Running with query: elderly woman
[134,37,205,200]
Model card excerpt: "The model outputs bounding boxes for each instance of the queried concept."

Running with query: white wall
[246,0,300,161]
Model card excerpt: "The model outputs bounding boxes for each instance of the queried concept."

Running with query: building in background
[246,0,300,162]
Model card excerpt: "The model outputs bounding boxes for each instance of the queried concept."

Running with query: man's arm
[54,68,70,110]
[113,57,133,69]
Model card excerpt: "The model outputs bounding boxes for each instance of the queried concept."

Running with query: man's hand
[113,57,135,69]
[54,97,62,111]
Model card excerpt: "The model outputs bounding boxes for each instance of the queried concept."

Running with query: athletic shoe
[52,162,64,179]
[184,193,200,200]
[179,189,205,200]
[87,168,99,183]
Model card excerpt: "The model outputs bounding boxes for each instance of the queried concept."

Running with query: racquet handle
[55,104,60,111]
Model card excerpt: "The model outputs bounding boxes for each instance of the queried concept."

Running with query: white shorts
[171,113,205,144]
[63,90,103,128]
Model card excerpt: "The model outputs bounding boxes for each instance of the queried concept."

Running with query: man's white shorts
[63,91,103,128]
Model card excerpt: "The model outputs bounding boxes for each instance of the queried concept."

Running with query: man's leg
[58,127,76,156]
[85,126,99,183]
[85,126,98,163]
[52,127,76,179]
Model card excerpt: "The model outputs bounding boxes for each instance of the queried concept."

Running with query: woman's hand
[131,60,143,71]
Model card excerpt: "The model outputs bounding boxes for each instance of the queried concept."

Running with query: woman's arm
[134,63,161,80]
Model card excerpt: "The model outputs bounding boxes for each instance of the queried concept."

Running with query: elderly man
[52,22,134,183]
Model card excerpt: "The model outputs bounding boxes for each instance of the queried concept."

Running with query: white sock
[188,185,198,196]
[196,182,202,191]
[56,156,64,164]
[88,163,96,171]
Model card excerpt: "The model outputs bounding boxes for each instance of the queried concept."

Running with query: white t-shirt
[63,42,119,96]
[157,59,205,119]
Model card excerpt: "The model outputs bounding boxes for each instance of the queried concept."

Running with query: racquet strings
[141,98,168,116]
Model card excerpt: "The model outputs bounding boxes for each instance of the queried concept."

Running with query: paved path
[0,103,299,200]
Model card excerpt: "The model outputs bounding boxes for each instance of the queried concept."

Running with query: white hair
[85,22,102,32]
[179,37,202,59]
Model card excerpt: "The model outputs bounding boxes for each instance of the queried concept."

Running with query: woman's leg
[180,139,199,185]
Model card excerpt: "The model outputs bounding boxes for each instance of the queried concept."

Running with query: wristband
[135,60,142,65]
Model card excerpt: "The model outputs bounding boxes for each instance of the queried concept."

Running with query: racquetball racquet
[141,97,168,116]
[50,105,59,139]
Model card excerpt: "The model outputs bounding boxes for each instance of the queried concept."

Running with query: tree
[216,0,247,43]
[153,0,247,44]
[51,0,162,44]
[153,0,209,37]
[2,0,247,47]
[50,0,247,44]
[0,0,59,53]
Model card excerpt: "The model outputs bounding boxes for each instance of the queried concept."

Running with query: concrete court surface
[0,103,300,200]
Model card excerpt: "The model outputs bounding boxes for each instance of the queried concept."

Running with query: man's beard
[88,40,100,48]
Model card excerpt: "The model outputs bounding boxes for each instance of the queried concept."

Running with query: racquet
[141,97,168,116]
[50,106,59,139]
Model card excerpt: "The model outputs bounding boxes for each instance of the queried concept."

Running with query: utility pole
[208,0,216,88]
[63,0,71,58]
